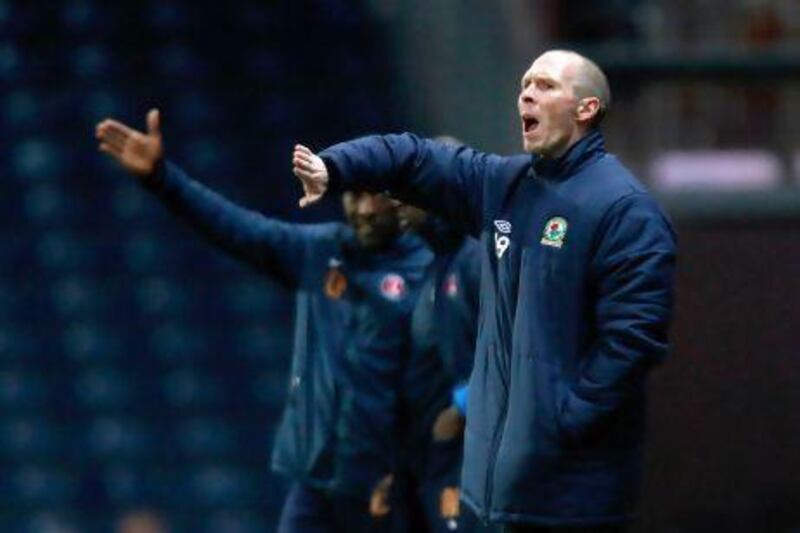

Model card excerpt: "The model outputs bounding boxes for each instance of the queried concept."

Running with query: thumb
[147,108,161,136]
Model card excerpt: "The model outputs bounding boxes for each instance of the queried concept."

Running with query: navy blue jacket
[433,235,481,393]
[142,162,432,497]
[320,130,677,524]
[402,230,481,479]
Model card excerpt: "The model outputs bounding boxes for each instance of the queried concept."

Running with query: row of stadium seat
[0,369,288,409]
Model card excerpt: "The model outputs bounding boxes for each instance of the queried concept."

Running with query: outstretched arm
[293,134,501,236]
[96,110,317,288]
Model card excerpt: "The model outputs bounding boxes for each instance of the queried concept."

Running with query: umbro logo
[494,220,512,234]
[493,220,511,259]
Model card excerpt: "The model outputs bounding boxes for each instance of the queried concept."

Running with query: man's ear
[575,97,601,125]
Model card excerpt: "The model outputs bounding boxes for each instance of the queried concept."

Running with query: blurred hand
[439,486,461,519]
[432,405,465,442]
[95,109,163,177]
[292,144,329,207]
[369,473,394,517]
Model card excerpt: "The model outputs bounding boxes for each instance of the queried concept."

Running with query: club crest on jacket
[324,267,347,299]
[541,216,568,248]
[380,273,406,300]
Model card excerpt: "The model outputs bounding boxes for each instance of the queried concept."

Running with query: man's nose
[520,89,535,105]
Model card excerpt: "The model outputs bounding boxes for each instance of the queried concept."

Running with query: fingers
[292,149,316,171]
[96,129,127,156]
[292,144,327,208]
[95,119,137,153]
[294,144,314,156]
[298,194,320,208]
[98,142,121,157]
[292,156,315,173]
[146,108,161,135]
[96,118,136,140]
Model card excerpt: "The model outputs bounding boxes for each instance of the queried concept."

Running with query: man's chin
[522,138,540,154]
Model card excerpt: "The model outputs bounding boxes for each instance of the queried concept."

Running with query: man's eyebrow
[535,73,559,85]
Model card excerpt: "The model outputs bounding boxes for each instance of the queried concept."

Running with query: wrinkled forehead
[523,51,579,84]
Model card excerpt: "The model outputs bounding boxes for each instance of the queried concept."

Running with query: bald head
[538,50,611,125]
[518,50,612,156]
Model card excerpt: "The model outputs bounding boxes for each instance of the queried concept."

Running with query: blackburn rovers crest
[540,217,568,248]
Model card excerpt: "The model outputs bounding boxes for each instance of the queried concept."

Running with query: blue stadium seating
[0,418,64,460]
[0,0,391,528]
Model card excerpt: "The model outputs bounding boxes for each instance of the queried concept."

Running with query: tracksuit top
[320,129,677,525]
[142,162,432,497]
[402,231,481,479]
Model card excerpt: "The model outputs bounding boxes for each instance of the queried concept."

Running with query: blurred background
[1,0,799,531]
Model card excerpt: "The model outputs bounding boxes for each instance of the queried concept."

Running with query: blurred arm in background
[96,109,321,289]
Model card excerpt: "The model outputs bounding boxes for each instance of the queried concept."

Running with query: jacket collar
[531,128,606,181]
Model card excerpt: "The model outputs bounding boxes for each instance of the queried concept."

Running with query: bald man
[291,49,676,532]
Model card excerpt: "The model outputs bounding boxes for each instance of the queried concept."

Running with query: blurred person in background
[398,198,484,533]
[114,508,169,533]
[292,49,677,533]
[95,110,431,532]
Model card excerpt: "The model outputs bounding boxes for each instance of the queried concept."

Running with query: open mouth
[522,115,539,133]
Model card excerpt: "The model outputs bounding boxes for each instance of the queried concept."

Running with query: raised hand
[96,109,164,177]
[292,144,329,207]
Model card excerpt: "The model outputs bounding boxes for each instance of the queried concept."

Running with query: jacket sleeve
[320,133,500,237]
[141,161,315,289]
[559,193,677,440]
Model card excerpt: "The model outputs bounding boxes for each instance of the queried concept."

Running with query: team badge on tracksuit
[324,258,347,299]
[380,273,406,300]
[541,216,568,248]
[493,219,511,259]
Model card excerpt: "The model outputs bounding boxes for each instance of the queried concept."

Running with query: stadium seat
[136,276,189,317]
[74,369,138,412]
[60,0,110,35]
[149,322,210,366]
[151,43,208,82]
[51,276,107,317]
[146,0,190,35]
[184,466,260,508]
[68,43,115,81]
[198,510,268,533]
[36,232,104,273]
[161,369,226,411]
[2,90,39,134]
[0,322,40,362]
[5,465,78,508]
[11,138,65,182]
[0,418,63,461]
[83,417,154,461]
[61,321,124,364]
[172,418,239,459]
[0,371,48,412]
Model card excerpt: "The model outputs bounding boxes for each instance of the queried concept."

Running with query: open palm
[95,109,164,177]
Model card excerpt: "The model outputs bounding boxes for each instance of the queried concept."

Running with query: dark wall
[637,220,800,532]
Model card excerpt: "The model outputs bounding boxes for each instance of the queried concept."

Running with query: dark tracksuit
[140,162,432,532]
[319,130,677,527]
[403,227,482,533]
